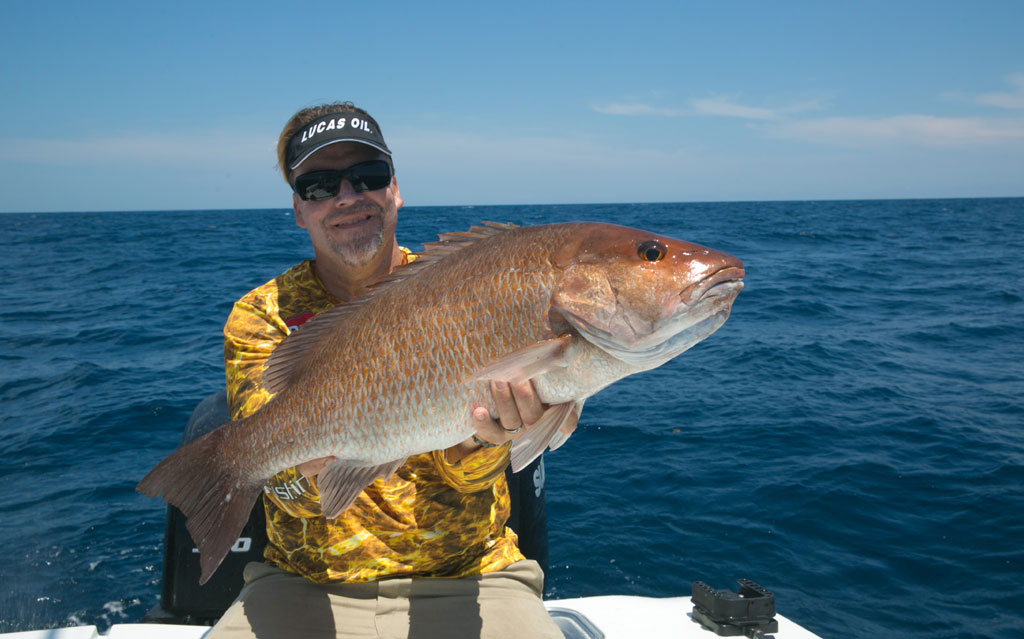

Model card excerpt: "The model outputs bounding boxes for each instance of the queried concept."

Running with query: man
[208,102,571,638]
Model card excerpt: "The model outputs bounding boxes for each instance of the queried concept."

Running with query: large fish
[137,222,744,583]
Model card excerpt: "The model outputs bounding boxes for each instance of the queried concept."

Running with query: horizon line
[2,194,1022,216]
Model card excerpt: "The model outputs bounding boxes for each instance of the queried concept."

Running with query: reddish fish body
[138,222,744,583]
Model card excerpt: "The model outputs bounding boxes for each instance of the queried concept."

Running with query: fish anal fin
[317,458,407,519]
[509,401,576,472]
[471,335,572,385]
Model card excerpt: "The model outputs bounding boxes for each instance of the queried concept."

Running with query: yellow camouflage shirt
[223,254,525,583]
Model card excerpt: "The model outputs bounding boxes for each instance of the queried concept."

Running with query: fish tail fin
[136,422,263,585]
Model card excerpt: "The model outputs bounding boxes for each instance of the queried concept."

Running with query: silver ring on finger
[501,423,523,434]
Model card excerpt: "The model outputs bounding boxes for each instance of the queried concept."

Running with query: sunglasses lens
[292,161,393,201]
[347,161,393,192]
[294,172,342,201]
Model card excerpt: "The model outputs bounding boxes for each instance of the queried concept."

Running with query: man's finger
[472,406,513,444]
[490,381,523,431]
[510,379,545,426]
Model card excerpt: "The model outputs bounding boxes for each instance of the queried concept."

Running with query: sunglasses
[292,160,393,201]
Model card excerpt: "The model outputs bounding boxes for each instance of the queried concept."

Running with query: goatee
[322,211,384,268]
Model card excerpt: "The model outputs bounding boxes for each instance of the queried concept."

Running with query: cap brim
[289,138,392,171]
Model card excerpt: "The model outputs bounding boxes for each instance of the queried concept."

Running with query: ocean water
[1,199,1021,638]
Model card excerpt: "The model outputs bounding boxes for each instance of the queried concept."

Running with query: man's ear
[293,194,308,229]
[392,177,404,210]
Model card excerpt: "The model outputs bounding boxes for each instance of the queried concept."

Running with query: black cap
[285,111,391,171]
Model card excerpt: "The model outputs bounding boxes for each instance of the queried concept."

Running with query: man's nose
[332,178,362,204]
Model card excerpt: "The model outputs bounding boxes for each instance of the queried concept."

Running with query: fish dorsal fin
[436,220,519,244]
[263,221,520,395]
[371,221,520,288]
[303,222,519,309]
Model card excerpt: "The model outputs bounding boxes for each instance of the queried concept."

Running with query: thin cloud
[0,133,275,167]
[591,103,686,116]
[387,127,708,204]
[391,128,701,170]
[764,114,1024,148]
[594,84,1024,149]
[593,95,826,120]
[689,96,781,120]
[689,95,828,120]
[975,73,1024,110]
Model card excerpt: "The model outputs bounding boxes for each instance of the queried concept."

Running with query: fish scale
[138,221,744,584]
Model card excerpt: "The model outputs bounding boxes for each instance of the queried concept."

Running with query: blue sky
[2,0,1022,212]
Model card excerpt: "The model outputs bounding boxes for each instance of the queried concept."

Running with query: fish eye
[637,240,667,262]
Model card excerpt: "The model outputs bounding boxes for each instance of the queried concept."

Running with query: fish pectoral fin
[263,302,365,395]
[509,401,576,473]
[316,458,407,520]
[470,335,572,385]
[548,400,585,452]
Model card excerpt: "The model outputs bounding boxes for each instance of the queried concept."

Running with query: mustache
[324,204,382,226]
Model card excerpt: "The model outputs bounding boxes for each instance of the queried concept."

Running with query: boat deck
[2,594,821,638]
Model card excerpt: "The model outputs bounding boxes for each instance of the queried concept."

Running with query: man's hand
[465,380,578,450]
[474,380,543,443]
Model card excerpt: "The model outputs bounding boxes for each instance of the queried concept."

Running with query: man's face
[291,142,403,269]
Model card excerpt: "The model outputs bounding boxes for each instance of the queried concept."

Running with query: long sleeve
[223,274,329,519]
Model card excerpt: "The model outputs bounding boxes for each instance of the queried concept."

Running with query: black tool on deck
[691,579,779,638]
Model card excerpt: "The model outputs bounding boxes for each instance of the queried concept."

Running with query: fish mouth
[566,266,745,369]
[650,267,745,359]
[681,266,746,305]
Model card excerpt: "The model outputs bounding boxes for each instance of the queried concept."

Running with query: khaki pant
[206,560,563,639]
